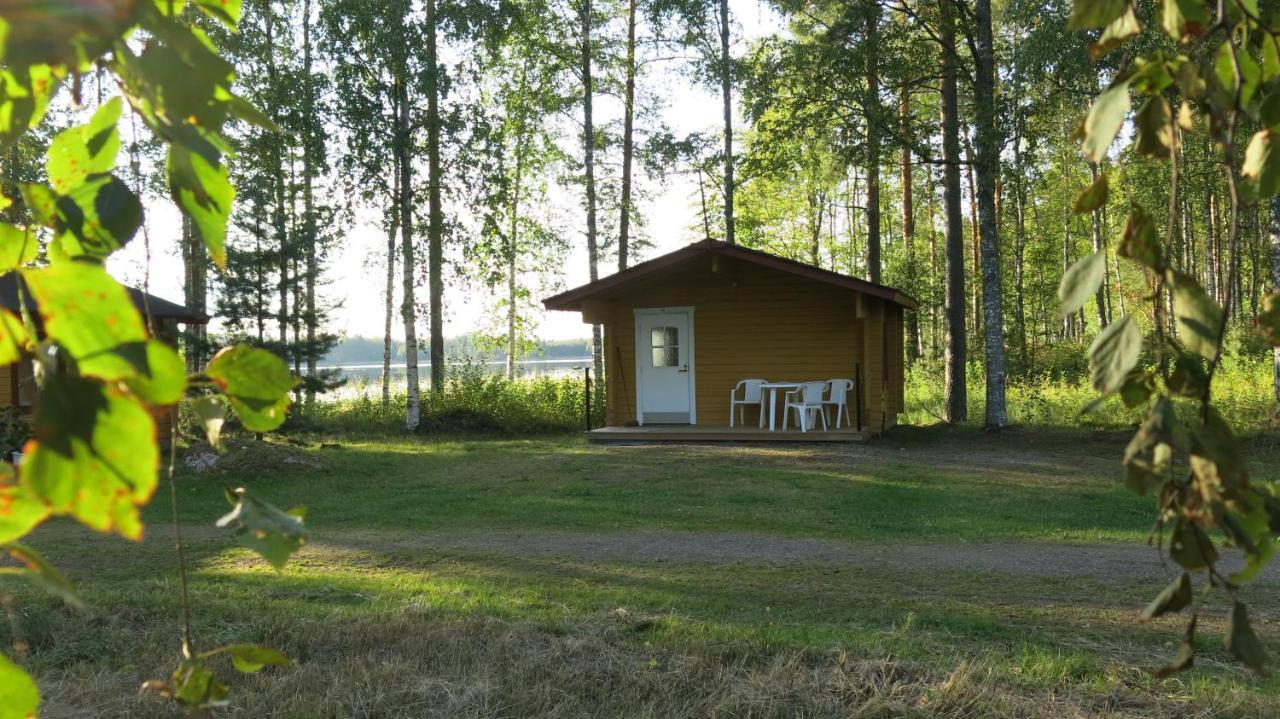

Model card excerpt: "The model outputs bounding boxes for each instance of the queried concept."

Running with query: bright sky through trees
[105,0,783,343]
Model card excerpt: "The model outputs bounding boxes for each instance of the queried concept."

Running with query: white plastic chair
[822,379,855,429]
[782,381,829,432]
[729,379,767,428]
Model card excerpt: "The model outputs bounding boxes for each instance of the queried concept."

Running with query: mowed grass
[167,426,1157,543]
[7,426,1280,717]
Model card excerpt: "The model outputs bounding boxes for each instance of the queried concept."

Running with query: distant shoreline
[318,358,593,371]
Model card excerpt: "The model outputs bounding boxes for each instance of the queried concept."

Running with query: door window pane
[651,347,678,367]
[649,326,679,367]
[650,327,678,348]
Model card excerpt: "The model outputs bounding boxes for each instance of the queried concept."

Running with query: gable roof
[543,239,919,311]
[0,274,210,325]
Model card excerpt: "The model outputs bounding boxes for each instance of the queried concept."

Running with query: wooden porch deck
[585,425,866,443]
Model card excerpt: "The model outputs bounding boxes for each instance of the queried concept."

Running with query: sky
[107,0,784,346]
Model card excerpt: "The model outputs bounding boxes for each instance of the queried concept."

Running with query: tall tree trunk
[927,162,939,359]
[581,0,604,383]
[1251,203,1262,317]
[899,89,918,362]
[383,159,400,408]
[1012,108,1028,368]
[940,0,966,423]
[719,0,735,244]
[426,0,446,395]
[394,71,420,430]
[181,213,207,372]
[289,155,301,387]
[963,130,980,335]
[507,116,528,381]
[1271,197,1280,406]
[618,0,637,270]
[864,1,881,283]
[808,189,824,265]
[698,165,713,241]
[1206,186,1218,302]
[1062,193,1074,338]
[266,7,289,353]
[1088,161,1108,330]
[1101,200,1114,322]
[973,0,1006,429]
[301,0,318,410]
[1010,36,1028,365]
[253,210,266,343]
[848,167,862,275]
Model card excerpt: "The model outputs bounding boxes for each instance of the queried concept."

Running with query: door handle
[678,366,688,373]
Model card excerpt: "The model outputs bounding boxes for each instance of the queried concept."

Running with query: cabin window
[15,359,36,410]
[650,327,679,367]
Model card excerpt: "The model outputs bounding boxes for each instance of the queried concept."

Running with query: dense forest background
[5,0,1278,430]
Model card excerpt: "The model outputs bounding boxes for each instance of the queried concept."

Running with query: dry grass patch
[33,610,1276,718]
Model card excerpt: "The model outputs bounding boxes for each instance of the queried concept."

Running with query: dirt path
[321,529,1279,585]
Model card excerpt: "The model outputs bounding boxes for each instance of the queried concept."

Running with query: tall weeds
[904,355,1275,433]
[298,363,594,436]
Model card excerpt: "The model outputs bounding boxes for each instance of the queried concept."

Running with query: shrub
[903,356,1276,433]
[296,362,594,437]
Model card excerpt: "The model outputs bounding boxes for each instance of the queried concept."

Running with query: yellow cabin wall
[0,362,175,443]
[595,260,905,433]
[0,364,12,407]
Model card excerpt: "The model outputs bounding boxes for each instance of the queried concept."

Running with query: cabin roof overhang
[0,274,210,325]
[542,239,919,312]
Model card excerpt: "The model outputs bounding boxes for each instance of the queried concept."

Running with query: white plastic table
[759,382,803,431]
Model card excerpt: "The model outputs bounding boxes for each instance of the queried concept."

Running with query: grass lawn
[8,426,1280,717]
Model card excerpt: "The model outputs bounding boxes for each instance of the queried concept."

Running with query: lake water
[318,358,594,397]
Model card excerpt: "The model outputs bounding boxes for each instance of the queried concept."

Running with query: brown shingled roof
[543,239,918,311]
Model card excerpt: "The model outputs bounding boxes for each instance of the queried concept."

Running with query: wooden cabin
[0,274,208,442]
[543,240,917,441]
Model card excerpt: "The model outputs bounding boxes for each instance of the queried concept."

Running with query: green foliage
[0,406,28,453]
[1256,292,1280,344]
[903,354,1276,432]
[0,65,62,151]
[0,652,38,719]
[216,487,308,571]
[0,467,46,545]
[1071,173,1109,213]
[1058,252,1106,317]
[1118,205,1163,270]
[205,345,298,432]
[24,375,160,541]
[1226,601,1267,671]
[168,146,233,268]
[191,394,227,451]
[2,541,85,610]
[1141,573,1192,620]
[305,370,592,437]
[0,0,303,708]
[1087,315,1140,394]
[1067,0,1280,676]
[0,224,38,271]
[22,262,186,404]
[1081,81,1129,163]
[1169,270,1223,360]
[211,644,292,674]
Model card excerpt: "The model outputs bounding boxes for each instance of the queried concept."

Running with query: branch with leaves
[1063,0,1279,676]
[0,1,311,712]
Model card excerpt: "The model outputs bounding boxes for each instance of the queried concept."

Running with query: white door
[636,309,694,424]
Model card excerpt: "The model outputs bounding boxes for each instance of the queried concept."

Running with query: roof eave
[543,240,919,311]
